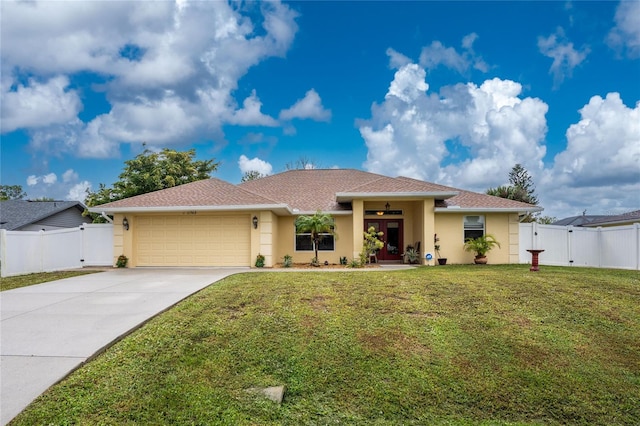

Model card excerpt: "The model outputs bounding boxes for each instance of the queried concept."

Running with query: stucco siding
[434,212,515,264]
[275,215,353,265]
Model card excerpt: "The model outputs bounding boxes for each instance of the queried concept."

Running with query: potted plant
[434,234,447,265]
[404,246,420,264]
[464,234,501,264]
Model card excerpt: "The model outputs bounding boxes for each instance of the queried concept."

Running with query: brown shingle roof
[239,169,385,211]
[93,169,540,213]
[96,178,279,209]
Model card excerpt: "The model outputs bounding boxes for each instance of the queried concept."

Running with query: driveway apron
[0,268,245,425]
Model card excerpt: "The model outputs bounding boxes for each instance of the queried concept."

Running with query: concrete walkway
[0,268,246,425]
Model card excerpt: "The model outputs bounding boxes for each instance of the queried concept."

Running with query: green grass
[0,270,100,292]
[10,265,640,425]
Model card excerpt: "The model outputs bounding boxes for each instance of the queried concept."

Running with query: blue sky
[1,0,639,219]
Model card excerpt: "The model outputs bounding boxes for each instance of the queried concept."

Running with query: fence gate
[0,224,113,277]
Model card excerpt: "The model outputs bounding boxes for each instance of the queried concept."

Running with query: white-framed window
[295,233,335,251]
[463,215,485,241]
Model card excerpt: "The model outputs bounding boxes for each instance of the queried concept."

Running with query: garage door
[134,215,250,267]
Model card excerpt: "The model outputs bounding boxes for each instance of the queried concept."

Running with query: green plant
[339,256,348,265]
[255,253,265,268]
[464,234,501,258]
[310,257,320,267]
[347,258,363,268]
[283,254,293,268]
[363,226,384,264]
[295,211,336,264]
[116,254,128,268]
[405,248,420,264]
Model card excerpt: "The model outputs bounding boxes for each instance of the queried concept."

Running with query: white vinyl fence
[0,224,113,277]
[520,223,640,270]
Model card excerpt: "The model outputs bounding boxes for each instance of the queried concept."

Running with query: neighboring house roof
[91,169,541,214]
[581,210,640,227]
[0,200,88,230]
[551,215,611,226]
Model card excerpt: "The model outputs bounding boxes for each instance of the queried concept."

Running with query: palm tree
[295,210,335,265]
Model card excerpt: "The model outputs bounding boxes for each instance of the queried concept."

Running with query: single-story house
[89,169,541,267]
[0,200,91,231]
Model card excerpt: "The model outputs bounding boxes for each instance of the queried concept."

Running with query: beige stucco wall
[434,212,518,264]
[274,214,354,265]
[111,207,522,268]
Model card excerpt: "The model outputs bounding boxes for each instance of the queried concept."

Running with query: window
[463,215,485,241]
[295,233,335,251]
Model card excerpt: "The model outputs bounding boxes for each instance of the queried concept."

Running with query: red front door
[365,219,403,261]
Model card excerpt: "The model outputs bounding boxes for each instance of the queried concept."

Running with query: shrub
[255,254,265,268]
[283,254,293,268]
[310,257,320,267]
[339,256,348,265]
[116,255,128,268]
[347,258,363,268]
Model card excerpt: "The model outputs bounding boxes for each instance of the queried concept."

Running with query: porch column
[352,199,364,259]
[422,199,435,265]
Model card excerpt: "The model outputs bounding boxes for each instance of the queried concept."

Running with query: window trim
[463,215,485,242]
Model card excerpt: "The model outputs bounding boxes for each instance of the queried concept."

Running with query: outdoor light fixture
[122,217,129,231]
[252,216,259,229]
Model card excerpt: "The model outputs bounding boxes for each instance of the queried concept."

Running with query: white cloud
[66,181,92,202]
[42,173,57,184]
[229,90,278,127]
[1,0,299,157]
[418,33,488,74]
[62,169,79,183]
[386,47,412,69]
[279,89,331,121]
[238,155,273,176]
[360,60,639,218]
[24,168,92,201]
[607,0,640,58]
[359,63,547,192]
[1,76,81,133]
[538,28,589,86]
[547,93,640,188]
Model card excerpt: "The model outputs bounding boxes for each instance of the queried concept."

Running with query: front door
[365,219,403,261]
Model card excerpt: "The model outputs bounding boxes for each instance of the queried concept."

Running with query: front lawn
[0,270,100,292]
[11,266,640,425]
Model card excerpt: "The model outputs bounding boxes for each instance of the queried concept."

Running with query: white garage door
[134,215,250,267]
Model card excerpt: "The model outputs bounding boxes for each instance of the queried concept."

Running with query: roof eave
[336,191,459,203]
[89,204,293,215]
[435,206,544,214]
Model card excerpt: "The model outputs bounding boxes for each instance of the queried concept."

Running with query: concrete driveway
[0,268,246,425]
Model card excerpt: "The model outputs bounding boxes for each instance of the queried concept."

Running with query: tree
[508,164,538,205]
[486,164,540,223]
[285,156,318,170]
[85,148,219,221]
[241,170,265,182]
[294,210,335,265]
[0,185,26,200]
